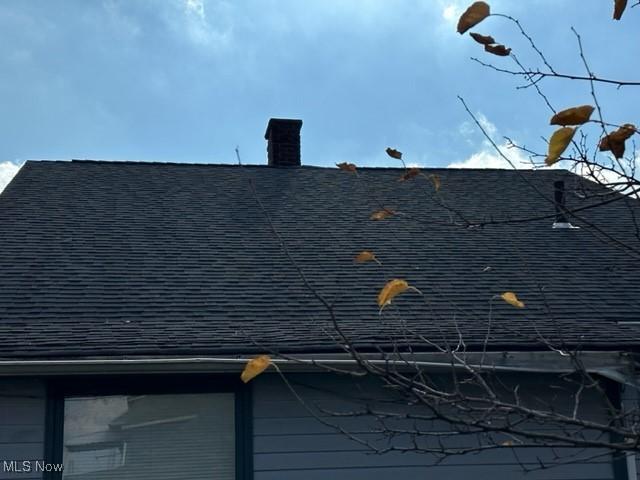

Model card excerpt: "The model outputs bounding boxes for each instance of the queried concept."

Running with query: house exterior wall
[252,373,619,480]
[0,373,625,480]
[621,381,639,479]
[0,379,46,480]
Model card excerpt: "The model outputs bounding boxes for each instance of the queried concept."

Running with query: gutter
[0,351,634,379]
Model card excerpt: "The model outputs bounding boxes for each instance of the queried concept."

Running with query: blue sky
[1,0,638,191]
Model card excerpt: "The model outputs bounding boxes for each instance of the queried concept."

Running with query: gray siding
[0,379,46,480]
[253,373,617,480]
[621,381,639,479]
[0,374,624,479]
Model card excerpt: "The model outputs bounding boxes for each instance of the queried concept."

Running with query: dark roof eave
[0,349,634,379]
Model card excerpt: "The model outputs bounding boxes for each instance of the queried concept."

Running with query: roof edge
[19,159,573,173]
[0,351,632,377]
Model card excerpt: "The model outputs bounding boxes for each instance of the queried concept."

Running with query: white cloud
[440,0,476,24]
[477,113,497,138]
[458,113,497,142]
[180,0,233,50]
[163,0,456,54]
[0,161,22,194]
[457,120,475,140]
[442,4,460,22]
[575,154,640,198]
[448,145,532,169]
[153,0,235,52]
[448,114,639,191]
[449,113,533,169]
[185,0,206,20]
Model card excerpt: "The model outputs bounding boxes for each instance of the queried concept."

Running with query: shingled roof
[1,160,639,359]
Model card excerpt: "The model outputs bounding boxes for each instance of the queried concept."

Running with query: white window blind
[63,393,235,480]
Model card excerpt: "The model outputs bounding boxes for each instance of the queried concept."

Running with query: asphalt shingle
[0,160,639,359]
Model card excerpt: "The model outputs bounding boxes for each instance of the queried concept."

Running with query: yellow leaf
[501,292,525,308]
[429,174,441,192]
[613,0,627,20]
[501,440,515,447]
[377,279,410,308]
[399,167,420,181]
[336,162,357,172]
[241,355,271,383]
[545,127,576,166]
[469,32,495,45]
[370,209,395,221]
[386,148,402,160]
[457,1,490,34]
[484,44,511,56]
[550,105,595,126]
[355,251,377,263]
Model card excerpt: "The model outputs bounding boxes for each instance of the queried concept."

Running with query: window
[45,375,251,480]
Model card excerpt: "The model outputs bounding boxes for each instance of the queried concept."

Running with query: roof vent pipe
[552,180,580,229]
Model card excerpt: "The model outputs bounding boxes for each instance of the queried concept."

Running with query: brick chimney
[265,118,302,167]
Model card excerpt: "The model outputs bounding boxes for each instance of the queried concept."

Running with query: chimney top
[265,118,303,167]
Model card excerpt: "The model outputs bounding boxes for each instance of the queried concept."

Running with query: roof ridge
[21,159,570,174]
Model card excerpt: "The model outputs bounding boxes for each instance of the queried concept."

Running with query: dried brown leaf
[399,167,420,181]
[470,32,495,45]
[355,251,377,263]
[613,0,627,20]
[484,44,511,56]
[429,174,441,192]
[599,124,636,159]
[550,105,595,126]
[457,2,491,34]
[614,123,637,141]
[336,162,357,172]
[386,148,402,160]
[599,136,626,159]
[370,209,395,221]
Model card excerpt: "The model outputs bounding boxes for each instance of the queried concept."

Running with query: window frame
[44,374,252,480]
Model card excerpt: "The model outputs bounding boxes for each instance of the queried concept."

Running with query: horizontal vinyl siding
[0,379,46,480]
[252,373,617,480]
[621,380,639,479]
